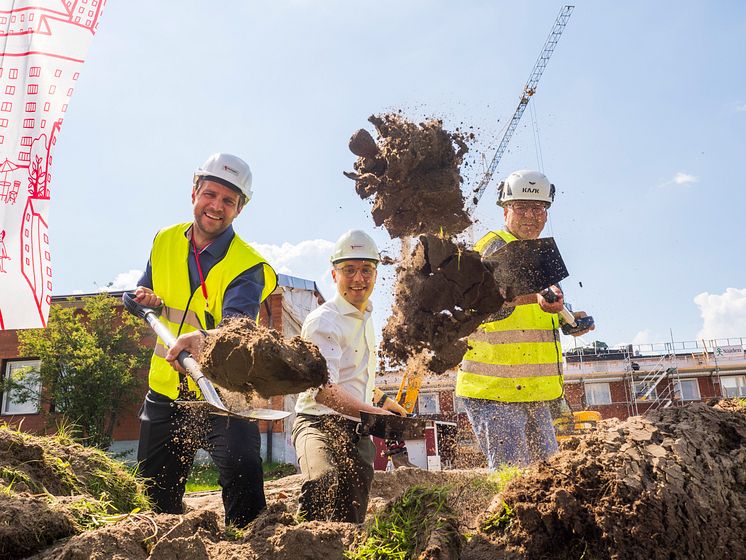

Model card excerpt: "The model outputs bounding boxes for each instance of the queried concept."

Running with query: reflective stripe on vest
[148,222,278,400]
[456,229,563,402]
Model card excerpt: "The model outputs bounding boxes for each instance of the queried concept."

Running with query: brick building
[0,273,322,464]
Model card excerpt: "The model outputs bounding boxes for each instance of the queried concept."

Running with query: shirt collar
[184,224,235,257]
[332,291,373,317]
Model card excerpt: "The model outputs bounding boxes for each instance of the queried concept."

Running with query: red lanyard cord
[191,233,210,301]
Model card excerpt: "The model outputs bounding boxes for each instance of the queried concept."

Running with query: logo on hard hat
[350,244,364,249]
[223,165,239,175]
[522,187,540,193]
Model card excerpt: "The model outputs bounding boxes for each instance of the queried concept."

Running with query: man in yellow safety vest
[133,153,277,526]
[455,170,593,469]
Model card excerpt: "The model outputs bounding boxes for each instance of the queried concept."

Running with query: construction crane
[468,5,574,213]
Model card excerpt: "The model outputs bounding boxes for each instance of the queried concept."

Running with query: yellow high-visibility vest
[455,229,563,402]
[148,222,277,399]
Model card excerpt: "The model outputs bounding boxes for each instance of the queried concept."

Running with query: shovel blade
[484,237,569,298]
[359,411,427,440]
[175,400,290,421]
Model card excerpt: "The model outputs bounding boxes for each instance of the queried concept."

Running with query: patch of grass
[264,462,297,481]
[0,466,39,492]
[186,461,297,493]
[470,464,524,495]
[346,485,454,560]
[186,462,220,493]
[480,500,515,534]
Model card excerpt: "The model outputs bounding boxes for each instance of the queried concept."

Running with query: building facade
[0,274,323,464]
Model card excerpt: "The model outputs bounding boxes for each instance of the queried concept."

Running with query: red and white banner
[0,0,105,329]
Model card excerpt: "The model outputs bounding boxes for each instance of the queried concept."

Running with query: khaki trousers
[292,413,376,523]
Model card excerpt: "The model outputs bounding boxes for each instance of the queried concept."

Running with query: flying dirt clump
[381,234,504,373]
[344,113,473,238]
[464,401,746,560]
[199,317,328,399]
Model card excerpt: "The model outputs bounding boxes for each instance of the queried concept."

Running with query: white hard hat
[194,153,253,204]
[497,170,555,207]
[330,230,379,264]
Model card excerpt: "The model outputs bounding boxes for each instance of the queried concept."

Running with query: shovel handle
[540,288,577,327]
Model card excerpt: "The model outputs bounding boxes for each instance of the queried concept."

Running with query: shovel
[483,236,569,300]
[357,411,428,440]
[122,292,289,421]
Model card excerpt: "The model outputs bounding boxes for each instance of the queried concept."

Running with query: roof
[276,274,321,294]
[51,273,323,303]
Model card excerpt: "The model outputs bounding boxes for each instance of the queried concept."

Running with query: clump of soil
[200,317,328,398]
[381,234,504,372]
[464,401,746,560]
[344,114,473,238]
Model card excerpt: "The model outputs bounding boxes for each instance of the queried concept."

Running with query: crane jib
[468,5,574,214]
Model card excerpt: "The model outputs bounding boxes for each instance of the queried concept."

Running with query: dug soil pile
[199,317,328,398]
[381,234,504,372]
[14,400,746,559]
[0,425,149,560]
[464,400,746,560]
[345,114,473,238]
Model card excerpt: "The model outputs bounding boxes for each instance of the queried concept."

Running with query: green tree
[7,294,150,450]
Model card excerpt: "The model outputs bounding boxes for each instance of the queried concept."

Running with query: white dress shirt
[295,291,376,419]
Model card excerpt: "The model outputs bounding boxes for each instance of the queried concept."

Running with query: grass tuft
[346,485,455,560]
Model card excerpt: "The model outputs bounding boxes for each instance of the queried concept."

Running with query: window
[2,360,41,415]
[584,382,611,405]
[453,395,468,414]
[721,376,746,398]
[675,379,701,401]
[418,393,440,415]
[1,102,12,112]
[633,380,658,401]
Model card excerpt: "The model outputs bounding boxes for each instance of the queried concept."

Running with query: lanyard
[191,233,211,301]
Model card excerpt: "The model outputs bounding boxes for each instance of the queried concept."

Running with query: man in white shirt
[292,229,405,523]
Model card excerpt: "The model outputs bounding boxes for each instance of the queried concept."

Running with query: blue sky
[49,1,746,349]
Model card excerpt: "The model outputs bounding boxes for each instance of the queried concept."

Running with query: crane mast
[468,5,574,213]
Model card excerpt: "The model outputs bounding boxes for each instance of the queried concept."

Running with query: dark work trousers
[137,390,266,527]
[292,413,375,523]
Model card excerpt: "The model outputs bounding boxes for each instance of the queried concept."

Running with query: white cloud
[694,287,746,340]
[631,329,654,345]
[251,239,336,300]
[673,172,698,185]
[99,269,143,292]
[659,172,698,188]
[736,104,746,112]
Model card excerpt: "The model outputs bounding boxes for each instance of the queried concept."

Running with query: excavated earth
[464,400,746,560]
[199,317,328,399]
[345,114,473,238]
[9,400,742,560]
[381,234,504,373]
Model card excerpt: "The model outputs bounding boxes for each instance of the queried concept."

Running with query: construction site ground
[2,399,743,560]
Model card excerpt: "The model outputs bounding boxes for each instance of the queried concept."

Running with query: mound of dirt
[464,401,746,560]
[381,234,504,372]
[344,114,473,238]
[0,425,149,560]
[199,317,329,399]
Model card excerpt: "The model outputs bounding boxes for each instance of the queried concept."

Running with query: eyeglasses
[508,202,549,215]
[335,264,377,278]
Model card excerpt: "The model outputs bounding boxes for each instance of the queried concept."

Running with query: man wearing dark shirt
[134,153,276,526]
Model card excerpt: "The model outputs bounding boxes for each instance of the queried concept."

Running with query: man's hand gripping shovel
[122,292,289,421]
